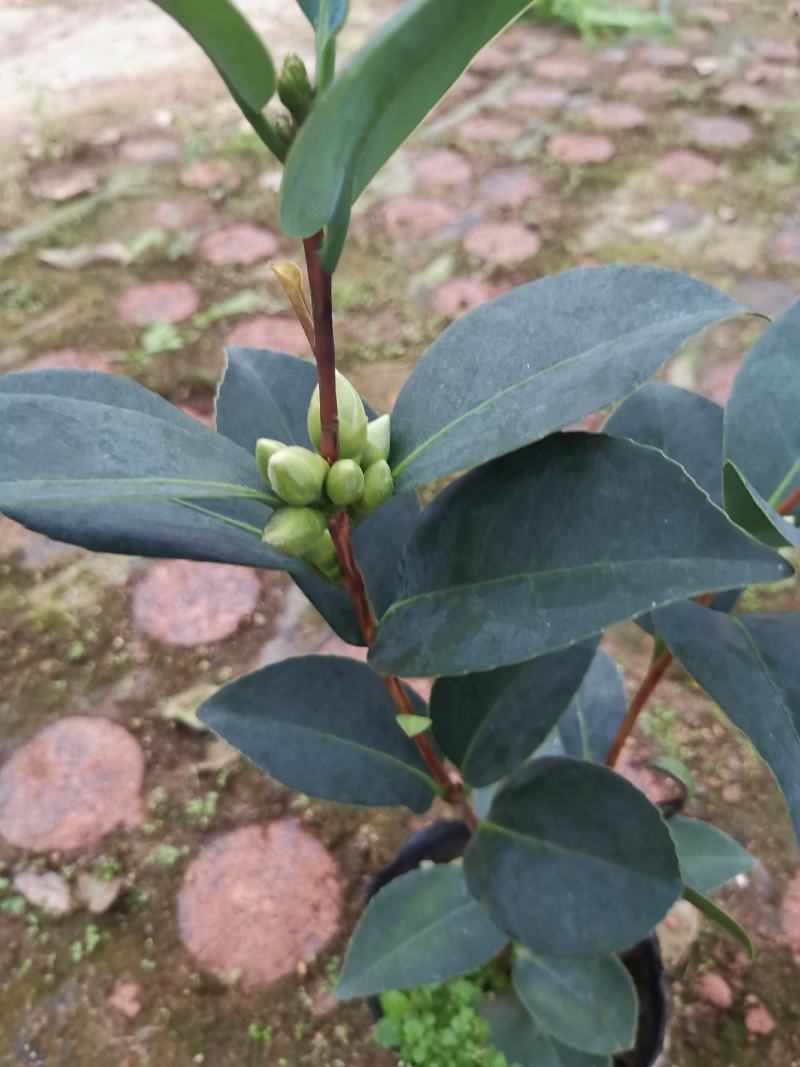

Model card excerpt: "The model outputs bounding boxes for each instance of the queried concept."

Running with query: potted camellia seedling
[2,2,799,1063]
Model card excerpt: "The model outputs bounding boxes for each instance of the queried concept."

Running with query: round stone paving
[547,133,616,164]
[24,348,112,373]
[225,314,309,355]
[177,822,343,989]
[114,280,199,325]
[654,149,720,184]
[464,222,541,264]
[433,277,500,316]
[586,102,648,130]
[198,223,279,266]
[30,163,98,202]
[0,717,144,852]
[132,560,259,646]
[412,149,473,188]
[379,196,458,239]
[688,115,754,148]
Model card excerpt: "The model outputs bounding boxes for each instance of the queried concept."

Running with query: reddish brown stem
[777,484,800,517]
[303,231,339,463]
[605,593,715,768]
[605,648,674,768]
[302,236,475,832]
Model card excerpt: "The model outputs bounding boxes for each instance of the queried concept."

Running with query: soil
[1,0,799,1064]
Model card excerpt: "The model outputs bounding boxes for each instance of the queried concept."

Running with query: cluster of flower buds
[257,371,395,582]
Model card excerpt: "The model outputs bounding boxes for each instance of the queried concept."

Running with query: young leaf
[279,0,535,267]
[464,757,682,957]
[512,947,637,1055]
[216,347,420,643]
[669,816,756,894]
[297,0,348,34]
[683,886,755,959]
[0,377,295,569]
[555,651,627,764]
[335,865,507,998]
[654,602,800,842]
[389,266,744,490]
[430,640,597,787]
[481,989,613,1067]
[369,434,790,677]
[724,298,800,528]
[197,656,437,811]
[604,381,724,505]
[150,0,275,111]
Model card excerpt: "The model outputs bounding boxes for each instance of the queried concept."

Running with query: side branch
[777,484,800,517]
[605,649,673,768]
[303,231,339,463]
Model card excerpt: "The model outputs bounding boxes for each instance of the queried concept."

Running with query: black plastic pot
[365,819,666,1067]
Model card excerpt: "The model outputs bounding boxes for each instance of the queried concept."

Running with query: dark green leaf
[335,865,507,998]
[604,381,723,505]
[723,462,799,549]
[0,372,293,569]
[464,757,682,956]
[297,0,348,35]
[389,267,744,489]
[556,651,626,763]
[216,347,420,643]
[279,0,534,268]
[683,886,755,959]
[512,948,637,1055]
[654,603,800,841]
[198,655,437,811]
[151,0,275,110]
[724,299,800,526]
[481,990,612,1067]
[370,434,790,677]
[430,641,597,787]
[669,816,756,894]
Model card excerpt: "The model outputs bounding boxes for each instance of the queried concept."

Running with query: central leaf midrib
[392,308,727,477]
[480,817,673,886]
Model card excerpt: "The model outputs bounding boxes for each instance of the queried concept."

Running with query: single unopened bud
[255,438,286,484]
[274,115,295,150]
[305,529,341,581]
[307,370,368,461]
[261,506,327,557]
[361,414,391,468]
[326,459,365,507]
[278,54,315,125]
[351,459,393,519]
[268,446,328,506]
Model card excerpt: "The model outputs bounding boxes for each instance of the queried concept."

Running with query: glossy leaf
[669,816,756,894]
[0,371,295,569]
[655,602,800,841]
[335,865,507,998]
[481,990,612,1067]
[683,887,755,959]
[556,651,627,763]
[279,0,534,267]
[724,299,800,532]
[604,381,723,504]
[464,757,682,956]
[216,347,420,643]
[151,0,275,110]
[198,656,437,811]
[512,948,637,1055]
[370,434,790,677]
[430,641,596,787]
[389,266,744,489]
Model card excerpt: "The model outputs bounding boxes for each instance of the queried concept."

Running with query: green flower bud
[305,529,341,582]
[255,438,286,484]
[277,53,315,126]
[326,459,365,507]
[267,446,328,506]
[261,506,327,557]
[274,115,295,150]
[351,459,393,519]
[307,370,368,460]
[361,414,391,468]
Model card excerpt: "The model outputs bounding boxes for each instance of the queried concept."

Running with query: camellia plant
[2,2,799,1063]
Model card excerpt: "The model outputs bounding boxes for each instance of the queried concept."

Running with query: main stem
[303,233,475,830]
